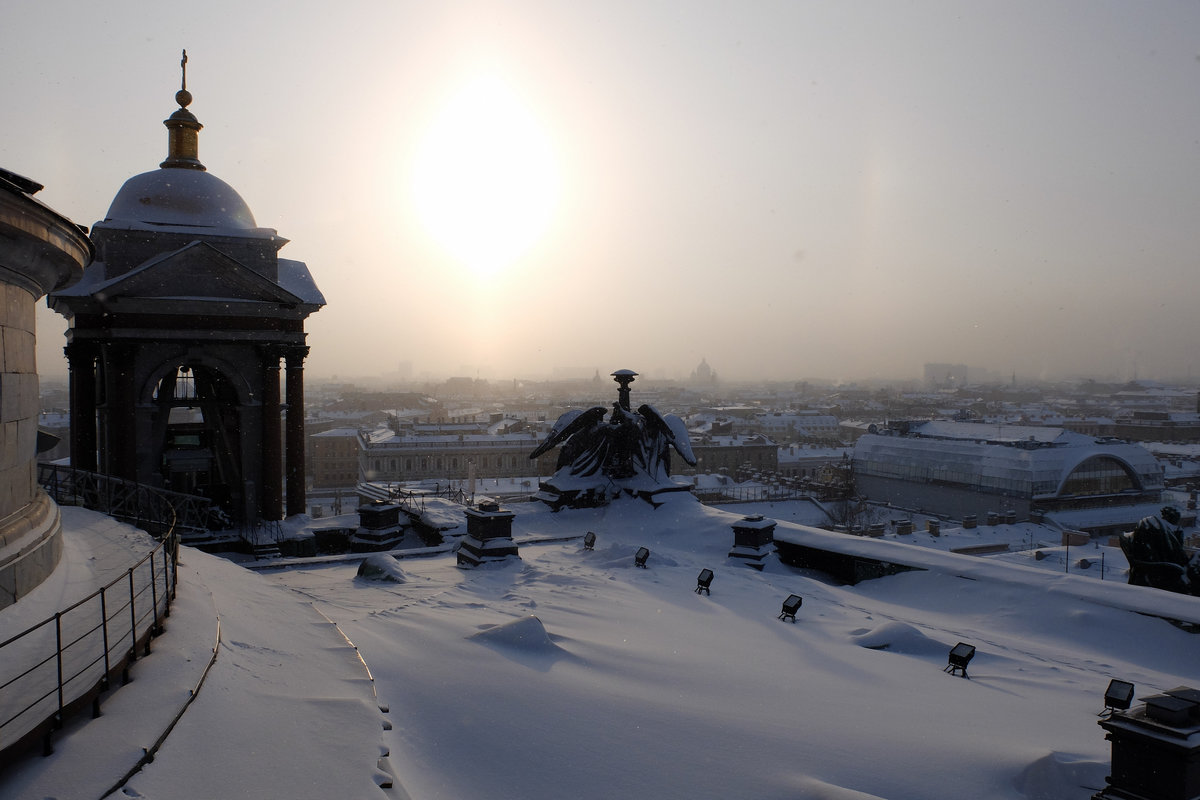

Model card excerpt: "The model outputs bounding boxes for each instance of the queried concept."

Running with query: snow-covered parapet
[529,370,697,510]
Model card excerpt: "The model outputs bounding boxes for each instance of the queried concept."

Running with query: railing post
[128,568,138,663]
[150,549,162,636]
[100,587,111,691]
[170,531,178,602]
[54,613,64,729]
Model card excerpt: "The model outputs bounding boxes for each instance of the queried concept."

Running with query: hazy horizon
[6,2,1199,385]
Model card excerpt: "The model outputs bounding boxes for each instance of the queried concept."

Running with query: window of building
[1060,456,1138,497]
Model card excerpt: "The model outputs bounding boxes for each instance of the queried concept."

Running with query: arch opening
[152,363,245,519]
[1059,455,1141,498]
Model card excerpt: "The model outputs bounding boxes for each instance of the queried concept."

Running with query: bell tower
[49,54,324,538]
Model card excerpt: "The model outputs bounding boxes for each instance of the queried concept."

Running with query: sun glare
[412,73,560,277]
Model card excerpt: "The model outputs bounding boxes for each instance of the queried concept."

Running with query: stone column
[65,342,97,472]
[261,350,282,521]
[284,347,308,517]
[103,342,138,480]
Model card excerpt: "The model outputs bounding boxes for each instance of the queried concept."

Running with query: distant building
[683,434,777,476]
[852,420,1163,527]
[310,428,361,489]
[777,445,850,480]
[1058,417,1113,438]
[751,411,841,442]
[356,428,557,484]
[690,358,718,387]
[924,363,967,389]
[1111,411,1200,444]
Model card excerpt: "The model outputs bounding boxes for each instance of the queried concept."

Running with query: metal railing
[358,480,475,510]
[37,463,213,541]
[0,468,193,769]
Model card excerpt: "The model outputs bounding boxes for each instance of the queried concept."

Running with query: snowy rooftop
[363,431,542,447]
[913,419,1085,445]
[312,426,362,438]
[3,497,1198,799]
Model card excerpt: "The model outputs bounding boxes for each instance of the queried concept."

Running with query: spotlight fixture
[634,547,650,568]
[944,642,975,678]
[1100,679,1135,717]
[583,531,596,550]
[778,594,802,622]
[696,568,714,595]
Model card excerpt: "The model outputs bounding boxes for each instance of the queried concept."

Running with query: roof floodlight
[944,642,976,678]
[779,594,802,622]
[1100,679,1135,717]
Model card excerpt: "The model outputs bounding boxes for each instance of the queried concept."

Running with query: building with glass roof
[852,420,1164,523]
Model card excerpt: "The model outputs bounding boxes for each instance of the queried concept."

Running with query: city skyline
[5,1,1200,384]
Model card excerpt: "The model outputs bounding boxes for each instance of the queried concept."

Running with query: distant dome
[104,167,256,229]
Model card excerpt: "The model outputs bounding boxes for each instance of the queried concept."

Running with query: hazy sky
[5,1,1200,384]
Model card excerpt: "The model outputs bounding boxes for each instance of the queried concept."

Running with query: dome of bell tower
[101,49,257,231]
[104,169,257,230]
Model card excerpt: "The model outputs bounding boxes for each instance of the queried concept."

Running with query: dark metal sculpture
[529,370,697,509]
[1119,506,1200,595]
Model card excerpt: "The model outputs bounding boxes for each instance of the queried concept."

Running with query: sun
[411,72,560,277]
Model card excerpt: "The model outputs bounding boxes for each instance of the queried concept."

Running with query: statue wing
[637,404,697,466]
[529,406,606,460]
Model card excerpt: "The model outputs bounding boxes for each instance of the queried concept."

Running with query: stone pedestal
[458,502,518,567]
[729,514,776,570]
[351,502,408,551]
[1094,687,1200,800]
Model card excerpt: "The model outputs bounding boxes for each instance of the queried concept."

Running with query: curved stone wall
[0,168,90,608]
[0,282,42,522]
[0,493,61,609]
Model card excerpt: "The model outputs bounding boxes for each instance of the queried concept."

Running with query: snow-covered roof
[1043,502,1175,531]
[362,431,543,449]
[913,419,1082,445]
[311,427,359,438]
[278,258,325,305]
[777,446,849,463]
[16,498,1200,799]
[703,434,776,448]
